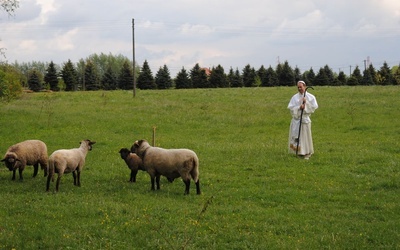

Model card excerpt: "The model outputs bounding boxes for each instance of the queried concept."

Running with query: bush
[0,64,23,102]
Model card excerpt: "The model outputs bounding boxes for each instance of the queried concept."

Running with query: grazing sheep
[1,140,48,180]
[131,139,201,195]
[118,148,145,182]
[46,139,96,192]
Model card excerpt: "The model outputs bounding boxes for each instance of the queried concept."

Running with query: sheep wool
[46,139,96,192]
[1,140,48,180]
[118,148,145,182]
[131,139,201,195]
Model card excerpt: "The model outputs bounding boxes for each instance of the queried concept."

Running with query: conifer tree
[351,66,362,85]
[378,61,394,85]
[337,71,347,85]
[257,65,268,87]
[190,63,208,88]
[209,65,227,88]
[314,67,330,86]
[228,67,242,88]
[155,64,172,89]
[175,67,191,89]
[118,60,133,90]
[264,66,279,87]
[28,69,42,92]
[277,61,295,86]
[242,64,256,87]
[137,60,156,89]
[303,68,316,86]
[102,65,118,90]
[44,61,59,91]
[61,59,78,91]
[85,60,100,90]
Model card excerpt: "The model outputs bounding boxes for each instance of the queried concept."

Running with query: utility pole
[132,18,136,97]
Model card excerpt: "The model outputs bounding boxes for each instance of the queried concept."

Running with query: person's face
[297,83,305,94]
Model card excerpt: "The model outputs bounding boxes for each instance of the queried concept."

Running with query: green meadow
[0,86,399,249]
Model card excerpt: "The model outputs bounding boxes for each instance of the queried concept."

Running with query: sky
[0,0,399,76]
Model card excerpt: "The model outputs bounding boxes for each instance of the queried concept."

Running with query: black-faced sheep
[46,139,96,192]
[1,140,48,180]
[118,148,145,182]
[131,139,201,195]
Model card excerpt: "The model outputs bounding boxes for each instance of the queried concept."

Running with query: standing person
[288,81,318,159]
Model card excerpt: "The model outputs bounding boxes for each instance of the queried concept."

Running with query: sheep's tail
[191,155,200,182]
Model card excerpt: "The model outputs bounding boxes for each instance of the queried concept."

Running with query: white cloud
[1,0,399,75]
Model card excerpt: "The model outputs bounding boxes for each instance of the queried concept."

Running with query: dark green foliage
[27,69,42,92]
[61,59,78,91]
[137,60,156,90]
[276,61,295,86]
[302,67,316,86]
[155,64,172,89]
[314,67,330,86]
[84,60,100,91]
[44,61,59,91]
[190,63,209,88]
[352,66,362,85]
[347,76,359,86]
[293,66,301,81]
[175,67,191,89]
[263,66,279,87]
[118,60,133,90]
[101,66,118,90]
[209,65,227,88]
[337,71,347,85]
[242,64,256,87]
[378,61,394,85]
[228,67,243,88]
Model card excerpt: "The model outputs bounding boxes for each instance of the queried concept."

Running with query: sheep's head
[1,153,20,171]
[119,148,130,159]
[80,139,96,151]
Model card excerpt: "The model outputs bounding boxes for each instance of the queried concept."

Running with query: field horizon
[0,86,399,249]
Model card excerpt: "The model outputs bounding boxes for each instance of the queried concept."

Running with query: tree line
[1,52,400,100]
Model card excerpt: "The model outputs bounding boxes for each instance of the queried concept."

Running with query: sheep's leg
[156,175,160,190]
[76,171,81,187]
[73,171,77,185]
[46,174,52,192]
[150,176,156,190]
[195,180,201,195]
[18,168,24,180]
[41,162,48,177]
[183,179,190,195]
[56,176,62,192]
[33,163,39,177]
[12,170,16,180]
[130,170,136,182]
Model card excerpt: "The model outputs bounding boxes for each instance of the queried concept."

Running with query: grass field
[0,86,399,249]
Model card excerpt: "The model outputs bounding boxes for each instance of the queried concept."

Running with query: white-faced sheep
[1,140,48,180]
[118,148,145,182]
[131,139,201,195]
[46,139,96,192]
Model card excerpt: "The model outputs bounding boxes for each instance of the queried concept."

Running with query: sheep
[1,140,48,180]
[131,139,201,195]
[118,148,145,182]
[46,139,96,192]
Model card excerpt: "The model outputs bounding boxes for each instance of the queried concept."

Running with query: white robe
[287,91,318,156]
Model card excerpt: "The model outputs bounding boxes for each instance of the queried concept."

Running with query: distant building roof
[200,67,212,76]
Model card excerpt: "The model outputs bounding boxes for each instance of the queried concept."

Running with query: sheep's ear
[90,141,96,145]
[1,158,5,162]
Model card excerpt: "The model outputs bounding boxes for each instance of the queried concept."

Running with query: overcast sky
[1,0,399,76]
